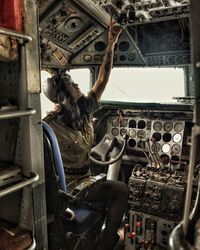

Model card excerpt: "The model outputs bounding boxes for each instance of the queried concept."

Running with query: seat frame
[42,121,105,250]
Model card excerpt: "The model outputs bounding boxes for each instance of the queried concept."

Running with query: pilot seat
[42,121,106,250]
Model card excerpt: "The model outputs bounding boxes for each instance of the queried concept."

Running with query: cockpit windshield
[102,67,185,103]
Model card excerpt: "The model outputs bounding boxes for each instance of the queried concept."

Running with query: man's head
[43,73,83,104]
[43,73,90,130]
[0,34,18,61]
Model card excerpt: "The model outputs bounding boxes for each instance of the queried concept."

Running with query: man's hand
[108,17,122,48]
[92,17,122,101]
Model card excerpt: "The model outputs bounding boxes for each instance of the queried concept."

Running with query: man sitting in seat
[43,17,128,250]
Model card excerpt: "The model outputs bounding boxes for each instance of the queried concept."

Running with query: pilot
[43,18,128,250]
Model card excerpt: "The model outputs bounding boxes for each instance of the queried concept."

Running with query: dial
[164,122,173,132]
[172,144,181,154]
[173,133,182,143]
[153,121,162,131]
[112,118,119,127]
[128,139,136,147]
[163,133,172,142]
[151,143,161,152]
[137,130,146,139]
[160,154,170,165]
[111,128,119,136]
[120,119,128,127]
[120,128,127,136]
[174,122,184,132]
[152,132,162,142]
[138,120,146,129]
[129,129,136,138]
[162,144,171,153]
[129,119,136,128]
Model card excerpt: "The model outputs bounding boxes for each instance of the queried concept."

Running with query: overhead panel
[128,18,190,66]
[92,0,190,25]
[40,38,72,69]
[39,0,57,16]
[39,0,191,67]
[71,30,144,66]
[86,0,191,66]
[40,0,105,55]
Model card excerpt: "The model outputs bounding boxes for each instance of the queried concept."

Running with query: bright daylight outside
[40,67,185,118]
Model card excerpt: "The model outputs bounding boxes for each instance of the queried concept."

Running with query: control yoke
[89,133,128,166]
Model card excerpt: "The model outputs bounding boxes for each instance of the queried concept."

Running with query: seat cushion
[62,204,104,234]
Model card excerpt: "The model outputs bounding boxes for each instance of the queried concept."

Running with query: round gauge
[83,54,92,62]
[64,17,83,32]
[162,144,171,153]
[163,133,172,142]
[174,122,184,133]
[172,144,181,154]
[120,128,127,136]
[138,120,146,129]
[111,128,119,136]
[160,154,170,165]
[164,122,173,132]
[119,41,130,52]
[129,119,136,128]
[128,139,136,148]
[137,130,146,139]
[94,41,106,52]
[129,129,136,138]
[112,118,119,127]
[151,143,161,152]
[120,119,128,127]
[173,133,182,143]
[152,132,161,142]
[153,121,162,131]
[128,52,136,61]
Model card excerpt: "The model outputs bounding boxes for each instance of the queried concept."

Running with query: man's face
[64,77,83,101]
[0,34,18,61]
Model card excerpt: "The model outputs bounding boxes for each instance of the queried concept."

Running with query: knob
[128,232,136,239]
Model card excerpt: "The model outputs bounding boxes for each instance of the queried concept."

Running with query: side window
[40,69,91,118]
[69,68,91,95]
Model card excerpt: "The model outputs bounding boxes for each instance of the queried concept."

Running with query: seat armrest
[64,208,75,221]
[58,190,106,213]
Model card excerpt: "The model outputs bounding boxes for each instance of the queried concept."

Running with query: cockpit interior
[1,0,200,249]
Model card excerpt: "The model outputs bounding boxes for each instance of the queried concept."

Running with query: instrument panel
[94,105,193,249]
[104,107,192,250]
[107,114,189,168]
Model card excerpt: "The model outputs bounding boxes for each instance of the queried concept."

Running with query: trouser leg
[84,180,129,249]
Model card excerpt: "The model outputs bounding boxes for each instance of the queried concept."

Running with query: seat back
[42,121,67,192]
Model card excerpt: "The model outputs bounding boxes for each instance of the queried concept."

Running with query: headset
[43,73,71,104]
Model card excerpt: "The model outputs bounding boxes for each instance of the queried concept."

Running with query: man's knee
[118,181,129,200]
[111,181,129,201]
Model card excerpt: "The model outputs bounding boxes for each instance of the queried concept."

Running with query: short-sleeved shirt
[43,90,100,183]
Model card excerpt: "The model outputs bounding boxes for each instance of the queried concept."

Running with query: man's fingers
[109,16,113,27]
[112,20,117,26]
